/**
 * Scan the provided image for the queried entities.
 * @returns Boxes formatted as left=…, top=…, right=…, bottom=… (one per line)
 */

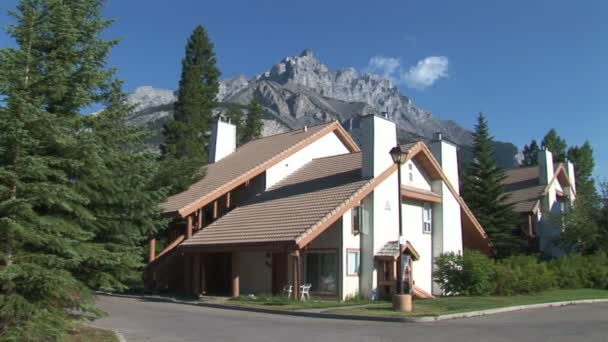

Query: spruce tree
left=0, top=1, right=164, bottom=339
left=160, top=25, right=220, bottom=193
left=567, top=142, right=597, bottom=199
left=541, top=129, right=567, bottom=163
left=522, top=139, right=539, bottom=166
left=241, top=99, right=264, bottom=144
left=462, top=113, right=523, bottom=258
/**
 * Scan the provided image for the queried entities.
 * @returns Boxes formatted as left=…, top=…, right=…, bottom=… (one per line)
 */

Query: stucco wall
left=265, top=131, right=349, bottom=189
left=341, top=209, right=361, bottom=300
left=238, top=251, right=272, bottom=295
left=402, top=160, right=432, bottom=191
left=402, top=200, right=433, bottom=294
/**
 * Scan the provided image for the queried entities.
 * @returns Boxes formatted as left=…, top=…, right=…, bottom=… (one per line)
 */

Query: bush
left=434, top=250, right=495, bottom=296
left=493, top=256, right=556, bottom=295
left=550, top=252, right=608, bottom=289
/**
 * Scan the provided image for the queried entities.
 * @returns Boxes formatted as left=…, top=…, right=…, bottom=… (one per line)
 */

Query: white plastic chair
left=300, top=283, right=312, bottom=301
left=283, top=285, right=293, bottom=299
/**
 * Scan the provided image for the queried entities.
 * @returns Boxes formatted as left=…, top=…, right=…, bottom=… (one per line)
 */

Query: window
left=423, top=203, right=432, bottom=234
left=352, top=206, right=362, bottom=235
left=305, top=252, right=337, bottom=293
left=347, top=250, right=360, bottom=276
left=408, top=163, right=414, bottom=182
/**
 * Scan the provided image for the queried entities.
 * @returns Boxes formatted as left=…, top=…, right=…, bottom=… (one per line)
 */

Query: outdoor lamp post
left=389, top=145, right=412, bottom=312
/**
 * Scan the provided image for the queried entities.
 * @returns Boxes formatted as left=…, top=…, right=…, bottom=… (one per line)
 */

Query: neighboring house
left=502, top=148, right=576, bottom=257
left=145, top=115, right=492, bottom=300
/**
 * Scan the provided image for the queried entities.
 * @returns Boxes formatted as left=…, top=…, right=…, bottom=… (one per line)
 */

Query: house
left=145, top=115, right=492, bottom=300
left=502, top=148, right=576, bottom=257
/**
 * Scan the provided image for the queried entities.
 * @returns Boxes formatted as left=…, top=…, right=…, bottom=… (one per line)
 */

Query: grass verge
left=66, top=323, right=118, bottom=342
left=325, top=289, right=608, bottom=317
left=228, top=295, right=375, bottom=310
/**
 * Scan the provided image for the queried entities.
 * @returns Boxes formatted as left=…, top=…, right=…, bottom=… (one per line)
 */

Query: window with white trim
left=352, top=206, right=362, bottom=235
left=423, top=203, right=432, bottom=234
left=408, top=163, right=414, bottom=182
left=347, top=250, right=360, bottom=276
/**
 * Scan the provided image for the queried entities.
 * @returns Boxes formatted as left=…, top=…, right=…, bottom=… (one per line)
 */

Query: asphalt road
left=94, top=295, right=608, bottom=342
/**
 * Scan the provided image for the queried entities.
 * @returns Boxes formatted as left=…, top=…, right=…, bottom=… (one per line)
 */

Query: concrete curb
left=83, top=322, right=127, bottom=342
left=96, top=292, right=608, bottom=324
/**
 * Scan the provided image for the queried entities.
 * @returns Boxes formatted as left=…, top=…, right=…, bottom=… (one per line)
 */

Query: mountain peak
left=299, top=49, right=315, bottom=58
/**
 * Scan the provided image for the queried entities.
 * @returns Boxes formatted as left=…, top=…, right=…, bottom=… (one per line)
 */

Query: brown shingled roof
left=161, top=121, right=359, bottom=217
left=181, top=152, right=368, bottom=248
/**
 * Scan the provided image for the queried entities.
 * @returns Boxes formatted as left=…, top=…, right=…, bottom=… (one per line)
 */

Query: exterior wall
left=209, top=120, right=236, bottom=163
left=402, top=200, right=433, bottom=294
left=402, top=160, right=432, bottom=191
left=265, top=131, right=349, bottom=189
left=360, top=115, right=397, bottom=178
left=238, top=251, right=272, bottom=295
left=341, top=209, right=361, bottom=300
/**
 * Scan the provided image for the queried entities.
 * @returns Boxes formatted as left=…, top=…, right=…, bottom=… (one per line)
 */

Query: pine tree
left=567, top=142, right=597, bottom=199
left=241, top=99, right=264, bottom=144
left=521, top=140, right=539, bottom=166
left=160, top=25, right=220, bottom=193
left=541, top=129, right=567, bottom=163
left=0, top=1, right=164, bottom=339
left=462, top=113, right=524, bottom=258
left=225, top=104, right=244, bottom=146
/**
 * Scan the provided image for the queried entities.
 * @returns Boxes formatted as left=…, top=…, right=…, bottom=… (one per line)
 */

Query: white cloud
left=366, top=55, right=449, bottom=90
left=402, top=56, right=449, bottom=90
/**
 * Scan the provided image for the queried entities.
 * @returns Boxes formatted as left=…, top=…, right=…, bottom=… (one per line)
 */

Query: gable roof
left=181, top=152, right=369, bottom=249
left=161, top=121, right=359, bottom=217
left=182, top=141, right=493, bottom=255
left=502, top=163, right=573, bottom=213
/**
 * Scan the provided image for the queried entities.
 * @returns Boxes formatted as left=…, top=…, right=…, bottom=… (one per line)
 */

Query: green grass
left=66, top=324, right=118, bottom=342
left=326, top=289, right=608, bottom=318
left=228, top=294, right=375, bottom=310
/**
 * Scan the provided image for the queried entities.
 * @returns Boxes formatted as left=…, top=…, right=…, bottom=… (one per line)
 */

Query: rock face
left=127, top=50, right=517, bottom=167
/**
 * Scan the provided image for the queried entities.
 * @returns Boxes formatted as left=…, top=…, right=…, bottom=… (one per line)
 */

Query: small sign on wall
left=385, top=201, right=391, bottom=211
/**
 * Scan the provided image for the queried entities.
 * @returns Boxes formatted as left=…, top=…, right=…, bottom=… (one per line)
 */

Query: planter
left=392, top=294, right=412, bottom=312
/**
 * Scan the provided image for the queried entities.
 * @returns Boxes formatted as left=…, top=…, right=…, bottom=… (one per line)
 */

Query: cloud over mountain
left=367, top=55, right=449, bottom=90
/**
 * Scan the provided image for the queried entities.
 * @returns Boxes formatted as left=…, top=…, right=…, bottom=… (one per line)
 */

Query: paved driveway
left=94, top=295, right=608, bottom=342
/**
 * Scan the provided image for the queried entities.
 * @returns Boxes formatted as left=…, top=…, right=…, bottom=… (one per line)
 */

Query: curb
left=82, top=322, right=127, bottom=342
left=96, top=292, right=608, bottom=324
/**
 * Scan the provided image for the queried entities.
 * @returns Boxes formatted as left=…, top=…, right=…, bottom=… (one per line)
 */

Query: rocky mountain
left=127, top=50, right=518, bottom=167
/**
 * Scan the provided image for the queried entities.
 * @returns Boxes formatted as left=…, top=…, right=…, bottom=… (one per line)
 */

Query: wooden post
left=148, top=238, right=156, bottom=263
left=197, top=209, right=203, bottom=230
left=200, top=254, right=207, bottom=296
left=213, top=200, right=218, bottom=220
left=186, top=215, right=193, bottom=239
left=292, top=250, right=301, bottom=300
left=226, top=192, right=231, bottom=209
left=231, top=252, right=240, bottom=298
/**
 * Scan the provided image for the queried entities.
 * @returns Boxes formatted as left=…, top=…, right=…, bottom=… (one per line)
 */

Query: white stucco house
left=145, top=115, right=492, bottom=300
left=503, top=149, right=576, bottom=257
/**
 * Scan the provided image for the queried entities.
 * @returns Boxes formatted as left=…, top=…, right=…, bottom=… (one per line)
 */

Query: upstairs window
left=423, top=203, right=432, bottom=234
left=408, top=163, right=414, bottom=182
left=352, top=206, right=362, bottom=235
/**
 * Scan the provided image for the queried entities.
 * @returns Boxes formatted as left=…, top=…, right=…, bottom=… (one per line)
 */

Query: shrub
left=434, top=250, right=495, bottom=296
left=550, top=252, right=608, bottom=289
left=493, top=255, right=556, bottom=295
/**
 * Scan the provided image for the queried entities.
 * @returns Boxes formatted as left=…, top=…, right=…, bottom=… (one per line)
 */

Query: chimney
left=566, top=159, right=576, bottom=199
left=429, top=132, right=460, bottom=194
left=538, top=148, right=554, bottom=185
left=209, top=118, right=237, bottom=163
left=360, top=114, right=397, bottom=178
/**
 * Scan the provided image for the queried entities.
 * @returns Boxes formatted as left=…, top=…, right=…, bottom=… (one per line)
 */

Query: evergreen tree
left=160, top=25, right=220, bottom=194
left=521, top=140, right=539, bottom=166
left=567, top=142, right=597, bottom=199
left=558, top=193, right=601, bottom=255
left=541, top=129, right=567, bottom=163
left=462, top=113, right=524, bottom=258
left=241, top=99, right=264, bottom=144
left=0, top=1, right=164, bottom=339
left=598, top=182, right=608, bottom=252
left=225, top=104, right=244, bottom=146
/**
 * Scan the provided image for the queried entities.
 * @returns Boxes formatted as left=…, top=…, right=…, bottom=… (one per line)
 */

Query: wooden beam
left=401, top=189, right=442, bottom=204
left=292, top=250, right=301, bottom=300
left=197, top=209, right=202, bottom=230
left=213, top=200, right=218, bottom=220
left=148, top=238, right=156, bottom=263
left=231, top=252, right=240, bottom=298
left=186, top=215, right=193, bottom=239
left=226, top=191, right=231, bottom=209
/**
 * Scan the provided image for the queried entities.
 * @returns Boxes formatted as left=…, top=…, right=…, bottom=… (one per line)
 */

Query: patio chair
left=300, top=284, right=312, bottom=301
left=283, top=285, right=293, bottom=299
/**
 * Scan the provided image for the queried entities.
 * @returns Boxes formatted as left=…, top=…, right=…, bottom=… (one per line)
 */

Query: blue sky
left=1, top=0, right=607, bottom=179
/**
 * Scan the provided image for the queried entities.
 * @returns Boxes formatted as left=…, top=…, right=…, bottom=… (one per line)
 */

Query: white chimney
left=209, top=119, right=236, bottom=163
left=428, top=132, right=460, bottom=194
left=538, top=148, right=554, bottom=185
left=360, top=114, right=397, bottom=178
left=566, top=160, right=576, bottom=201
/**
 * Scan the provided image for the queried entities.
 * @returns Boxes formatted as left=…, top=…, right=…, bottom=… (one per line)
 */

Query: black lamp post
left=389, top=145, right=407, bottom=295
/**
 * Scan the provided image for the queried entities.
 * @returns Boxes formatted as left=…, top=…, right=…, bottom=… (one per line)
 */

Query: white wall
left=209, top=120, right=236, bottom=163
left=265, top=131, right=349, bottom=189
left=402, top=160, right=432, bottom=191
left=341, top=209, right=361, bottom=300
left=238, top=251, right=272, bottom=295
left=402, top=200, right=433, bottom=294
left=360, top=115, right=397, bottom=179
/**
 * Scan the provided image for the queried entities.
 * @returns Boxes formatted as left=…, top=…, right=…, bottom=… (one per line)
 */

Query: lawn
left=66, top=324, right=118, bottom=342
left=228, top=295, right=375, bottom=310
left=325, top=289, right=608, bottom=317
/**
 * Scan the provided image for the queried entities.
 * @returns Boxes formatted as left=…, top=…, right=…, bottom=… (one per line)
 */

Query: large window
left=347, top=249, right=360, bottom=276
left=305, top=251, right=337, bottom=294
left=352, top=206, right=362, bottom=235
left=423, top=203, right=432, bottom=234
